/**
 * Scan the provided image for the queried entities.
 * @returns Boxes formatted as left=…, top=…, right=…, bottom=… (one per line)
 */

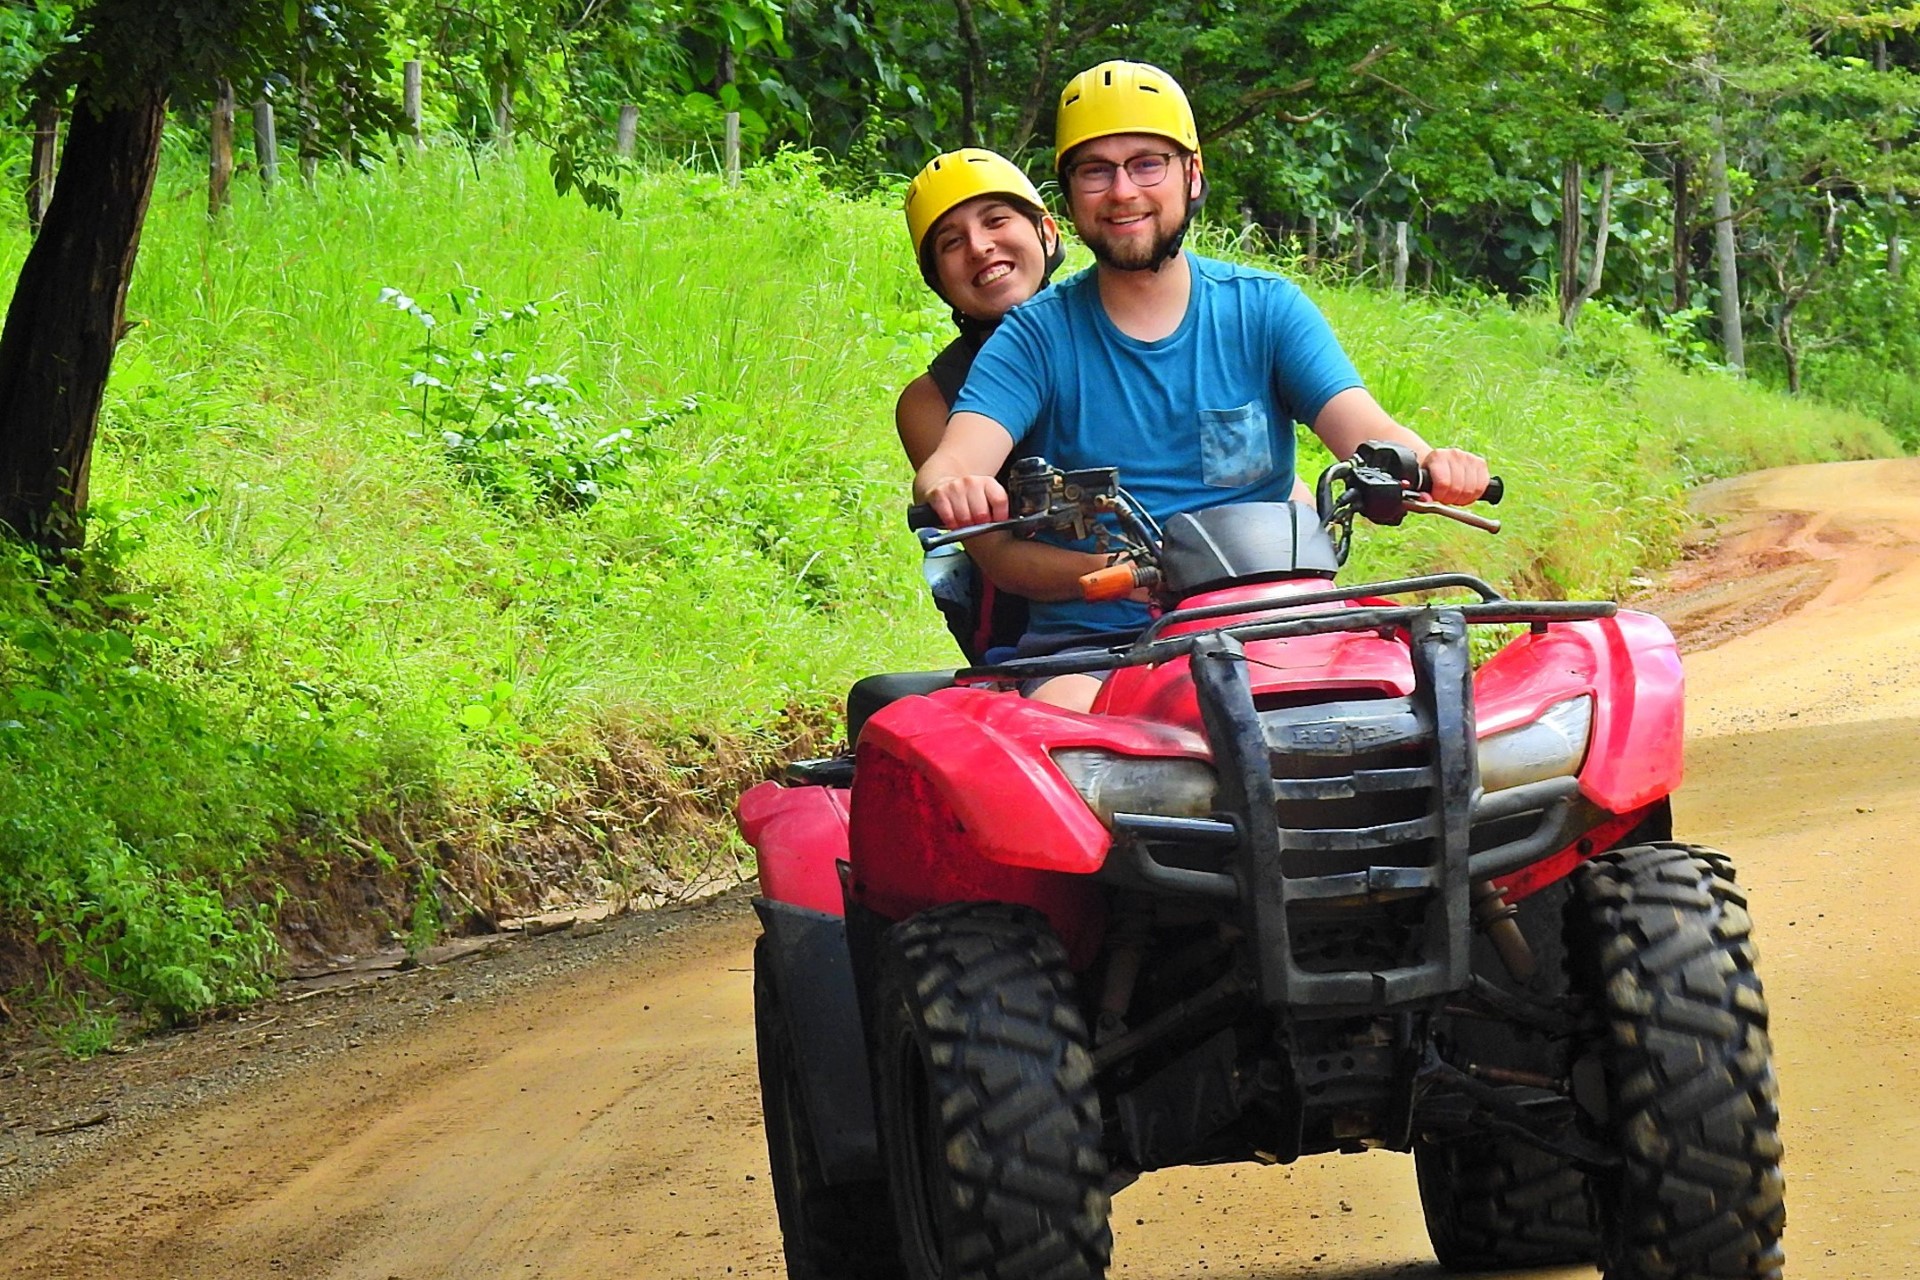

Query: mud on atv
left=740, top=444, right=1785, bottom=1280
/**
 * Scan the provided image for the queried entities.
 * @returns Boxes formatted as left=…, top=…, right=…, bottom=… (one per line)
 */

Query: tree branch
left=1009, top=0, right=1070, bottom=157
left=1202, top=44, right=1393, bottom=144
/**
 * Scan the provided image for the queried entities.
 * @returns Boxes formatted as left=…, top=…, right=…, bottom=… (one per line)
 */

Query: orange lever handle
left=1079, top=564, right=1143, bottom=602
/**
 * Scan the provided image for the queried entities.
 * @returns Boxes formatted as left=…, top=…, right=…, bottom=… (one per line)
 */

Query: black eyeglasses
left=1066, top=152, right=1180, bottom=194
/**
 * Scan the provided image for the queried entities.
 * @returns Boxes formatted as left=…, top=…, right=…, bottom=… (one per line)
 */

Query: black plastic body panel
left=752, top=897, right=882, bottom=1185
left=1159, top=502, right=1340, bottom=597
left=845, top=670, right=956, bottom=746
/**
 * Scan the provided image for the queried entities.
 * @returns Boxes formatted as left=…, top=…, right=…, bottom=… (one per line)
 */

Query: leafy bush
left=0, top=544, right=279, bottom=1021
left=380, top=286, right=667, bottom=508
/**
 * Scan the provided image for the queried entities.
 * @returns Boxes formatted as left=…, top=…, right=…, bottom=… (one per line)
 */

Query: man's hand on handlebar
left=921, top=474, right=1010, bottom=529
left=1417, top=447, right=1492, bottom=507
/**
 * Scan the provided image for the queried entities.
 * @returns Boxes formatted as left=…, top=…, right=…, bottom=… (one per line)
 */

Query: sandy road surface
left=4, top=458, right=1920, bottom=1279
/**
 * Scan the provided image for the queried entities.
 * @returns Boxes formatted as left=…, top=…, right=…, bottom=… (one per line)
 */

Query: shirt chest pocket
left=1198, top=402, right=1274, bottom=489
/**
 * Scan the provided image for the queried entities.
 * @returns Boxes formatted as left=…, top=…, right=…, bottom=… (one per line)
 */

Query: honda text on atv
left=739, top=443, right=1784, bottom=1280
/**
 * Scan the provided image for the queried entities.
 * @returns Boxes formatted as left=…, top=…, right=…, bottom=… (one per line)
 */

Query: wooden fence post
left=495, top=76, right=514, bottom=148
left=253, top=97, right=278, bottom=190
left=210, top=78, right=236, bottom=214
left=1392, top=221, right=1409, bottom=293
left=27, top=101, right=58, bottom=231
left=616, top=104, right=638, bottom=157
left=404, top=60, right=422, bottom=149
left=298, top=65, right=318, bottom=186
left=721, top=45, right=740, bottom=186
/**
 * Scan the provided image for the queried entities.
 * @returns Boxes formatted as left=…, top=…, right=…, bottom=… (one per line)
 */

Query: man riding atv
left=915, top=60, right=1489, bottom=708
left=897, top=140, right=1316, bottom=664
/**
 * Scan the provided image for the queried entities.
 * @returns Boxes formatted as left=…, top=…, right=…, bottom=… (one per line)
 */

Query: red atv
left=740, top=444, right=1784, bottom=1280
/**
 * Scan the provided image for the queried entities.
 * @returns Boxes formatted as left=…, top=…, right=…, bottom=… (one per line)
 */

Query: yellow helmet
left=1055, top=61, right=1200, bottom=165
left=904, top=148, right=1048, bottom=259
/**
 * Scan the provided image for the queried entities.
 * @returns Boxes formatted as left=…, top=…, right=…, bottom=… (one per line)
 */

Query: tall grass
left=0, top=146, right=1897, bottom=1024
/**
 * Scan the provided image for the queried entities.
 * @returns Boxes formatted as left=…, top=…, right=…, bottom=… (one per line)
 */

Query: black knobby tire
left=1569, top=843, right=1786, bottom=1280
left=1414, top=1133, right=1597, bottom=1270
left=754, top=938, right=902, bottom=1280
left=874, top=902, right=1111, bottom=1280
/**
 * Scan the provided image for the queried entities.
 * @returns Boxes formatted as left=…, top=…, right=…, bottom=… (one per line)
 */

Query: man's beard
left=1084, top=213, right=1185, bottom=272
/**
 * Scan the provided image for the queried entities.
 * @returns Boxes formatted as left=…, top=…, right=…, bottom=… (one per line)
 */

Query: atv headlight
left=1477, top=696, right=1593, bottom=793
left=1050, top=749, right=1219, bottom=826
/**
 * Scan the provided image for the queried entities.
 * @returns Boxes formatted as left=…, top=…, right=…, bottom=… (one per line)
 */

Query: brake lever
left=1402, top=495, right=1501, bottom=534
left=918, top=509, right=1054, bottom=550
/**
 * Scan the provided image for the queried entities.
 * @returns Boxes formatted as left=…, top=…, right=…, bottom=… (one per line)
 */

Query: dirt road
left=4, top=459, right=1919, bottom=1279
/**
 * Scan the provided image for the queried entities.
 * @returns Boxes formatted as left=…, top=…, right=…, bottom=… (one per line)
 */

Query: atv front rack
left=955, top=573, right=1615, bottom=682
left=993, top=575, right=1616, bottom=1020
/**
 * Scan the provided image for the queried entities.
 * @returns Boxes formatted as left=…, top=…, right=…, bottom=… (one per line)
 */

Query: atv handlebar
left=910, top=445, right=1506, bottom=585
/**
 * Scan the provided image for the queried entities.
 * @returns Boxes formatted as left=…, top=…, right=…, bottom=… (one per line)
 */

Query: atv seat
left=847, top=671, right=957, bottom=746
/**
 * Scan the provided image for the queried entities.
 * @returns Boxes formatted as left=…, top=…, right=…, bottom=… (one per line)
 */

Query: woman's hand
left=921, top=473, right=1009, bottom=528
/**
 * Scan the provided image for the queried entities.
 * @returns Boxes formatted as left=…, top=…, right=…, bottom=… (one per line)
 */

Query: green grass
left=0, top=145, right=1899, bottom=1023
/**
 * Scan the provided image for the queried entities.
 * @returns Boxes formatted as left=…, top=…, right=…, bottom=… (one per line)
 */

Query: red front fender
left=1475, top=609, right=1684, bottom=813
left=845, top=687, right=1208, bottom=965
left=738, top=781, right=850, bottom=917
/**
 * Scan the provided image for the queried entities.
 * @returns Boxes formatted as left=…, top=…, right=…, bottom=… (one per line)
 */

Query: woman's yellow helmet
left=1054, top=60, right=1200, bottom=165
left=904, top=148, right=1048, bottom=258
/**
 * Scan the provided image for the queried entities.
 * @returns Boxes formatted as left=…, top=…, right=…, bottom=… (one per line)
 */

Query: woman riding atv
left=897, top=148, right=1073, bottom=662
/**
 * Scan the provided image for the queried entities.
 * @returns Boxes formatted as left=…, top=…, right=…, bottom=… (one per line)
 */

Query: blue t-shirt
left=952, top=253, right=1364, bottom=636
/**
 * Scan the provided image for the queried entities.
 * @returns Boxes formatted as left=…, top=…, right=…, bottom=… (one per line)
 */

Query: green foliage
left=380, top=285, right=666, bottom=508
left=406, top=860, right=442, bottom=957
left=0, top=540, right=281, bottom=1021
left=44, top=991, right=118, bottom=1058
left=45, top=0, right=403, bottom=137
left=0, top=1, right=68, bottom=117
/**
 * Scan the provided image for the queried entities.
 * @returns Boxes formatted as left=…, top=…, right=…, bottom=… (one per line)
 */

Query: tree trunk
left=1877, top=39, right=1902, bottom=278
left=616, top=104, right=639, bottom=157
left=1558, top=158, right=1583, bottom=325
left=1006, top=0, right=1066, bottom=155
left=28, top=102, right=59, bottom=232
left=1671, top=152, right=1692, bottom=310
left=209, top=78, right=235, bottom=215
left=494, top=74, right=513, bottom=147
left=1565, top=165, right=1615, bottom=330
left=720, top=45, right=739, bottom=186
left=298, top=64, right=318, bottom=186
left=341, top=71, right=358, bottom=169
left=1709, top=130, right=1744, bottom=372
left=0, top=89, right=167, bottom=551
left=1777, top=301, right=1800, bottom=394
left=952, top=0, right=986, bottom=147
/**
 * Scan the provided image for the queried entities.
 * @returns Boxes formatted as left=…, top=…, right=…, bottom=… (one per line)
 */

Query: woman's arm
left=895, top=374, right=950, bottom=471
